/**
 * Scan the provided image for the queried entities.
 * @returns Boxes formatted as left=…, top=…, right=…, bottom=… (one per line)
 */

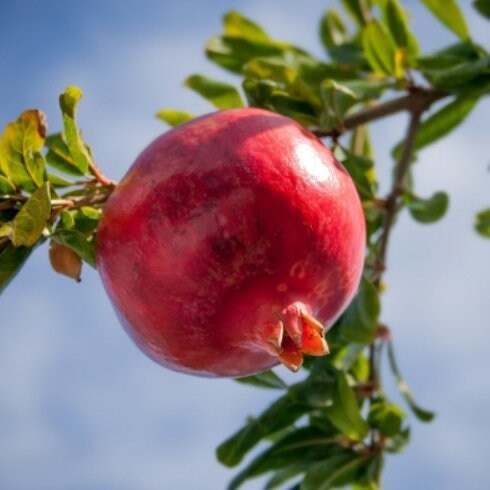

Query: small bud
left=49, top=241, right=82, bottom=282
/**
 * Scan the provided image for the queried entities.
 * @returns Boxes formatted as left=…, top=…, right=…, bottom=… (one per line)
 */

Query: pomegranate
left=97, top=108, right=365, bottom=377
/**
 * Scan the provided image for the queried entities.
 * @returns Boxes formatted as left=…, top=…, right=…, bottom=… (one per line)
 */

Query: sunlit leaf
left=420, top=0, right=469, bottom=40
left=341, top=0, right=371, bottom=26
left=11, top=183, right=51, bottom=247
left=59, top=86, right=93, bottom=174
left=0, top=110, right=47, bottom=190
left=45, top=133, right=86, bottom=177
left=320, top=10, right=348, bottom=51
left=223, top=10, right=270, bottom=42
left=156, top=109, right=194, bottom=127
left=362, top=20, right=399, bottom=76
left=0, top=175, right=16, bottom=195
left=184, top=74, right=244, bottom=109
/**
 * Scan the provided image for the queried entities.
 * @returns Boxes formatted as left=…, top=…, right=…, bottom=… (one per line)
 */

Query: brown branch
left=89, top=160, right=116, bottom=187
left=375, top=109, right=423, bottom=276
left=313, top=88, right=446, bottom=138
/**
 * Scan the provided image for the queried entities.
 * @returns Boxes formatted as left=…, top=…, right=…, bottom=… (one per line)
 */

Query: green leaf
left=243, top=79, right=318, bottom=126
left=0, top=110, right=47, bottom=190
left=0, top=243, right=34, bottom=294
left=265, top=464, right=307, bottom=489
left=420, top=0, right=469, bottom=40
left=11, top=183, right=51, bottom=247
left=184, top=74, right=244, bottom=109
left=417, top=42, right=483, bottom=71
left=362, top=20, right=398, bottom=76
left=425, top=56, right=490, bottom=90
left=155, top=109, right=194, bottom=127
left=474, top=0, right=490, bottom=19
left=393, top=96, right=478, bottom=160
left=340, top=151, right=377, bottom=200
left=404, top=191, right=449, bottom=224
left=0, top=175, right=16, bottom=195
left=320, top=10, right=348, bottom=51
left=59, top=86, right=93, bottom=174
left=302, top=449, right=368, bottom=490
left=206, top=36, right=282, bottom=74
left=52, top=229, right=96, bottom=267
left=385, top=427, right=411, bottom=453
left=243, top=56, right=296, bottom=84
left=223, top=10, right=270, bottom=42
left=47, top=173, right=74, bottom=188
left=382, top=0, right=419, bottom=59
left=368, top=399, right=406, bottom=437
left=45, top=133, right=85, bottom=177
left=216, top=393, right=309, bottom=468
left=218, top=373, right=336, bottom=468
left=324, top=371, right=369, bottom=441
left=341, top=0, right=371, bottom=26
left=387, top=340, right=435, bottom=422
left=227, top=427, right=337, bottom=489
left=338, top=278, right=380, bottom=344
left=320, top=80, right=358, bottom=130
left=475, top=208, right=490, bottom=237
left=235, top=370, right=287, bottom=390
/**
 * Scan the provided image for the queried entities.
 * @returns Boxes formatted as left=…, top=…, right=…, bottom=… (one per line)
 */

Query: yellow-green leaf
left=0, top=110, right=47, bottom=189
left=155, top=109, right=194, bottom=127
left=421, top=0, right=469, bottom=40
left=0, top=175, right=16, bottom=195
left=184, top=74, right=244, bottom=109
left=475, top=208, right=490, bottom=237
left=59, top=86, right=93, bottom=174
left=11, top=183, right=51, bottom=247
left=223, top=11, right=270, bottom=42
left=362, top=20, right=399, bottom=76
left=324, top=371, right=369, bottom=441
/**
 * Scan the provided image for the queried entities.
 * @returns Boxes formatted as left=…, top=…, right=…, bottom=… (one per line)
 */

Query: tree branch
left=375, top=109, right=423, bottom=274
left=313, top=88, right=446, bottom=138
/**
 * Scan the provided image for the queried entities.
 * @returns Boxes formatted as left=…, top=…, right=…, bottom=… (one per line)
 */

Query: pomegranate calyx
left=271, top=302, right=329, bottom=372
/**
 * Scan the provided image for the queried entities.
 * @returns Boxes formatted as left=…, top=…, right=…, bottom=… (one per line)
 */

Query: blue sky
left=0, top=1, right=489, bottom=489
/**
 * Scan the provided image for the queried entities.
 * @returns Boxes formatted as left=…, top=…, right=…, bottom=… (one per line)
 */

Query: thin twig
left=89, top=160, right=116, bottom=187
left=375, top=110, right=423, bottom=276
left=313, top=88, right=446, bottom=138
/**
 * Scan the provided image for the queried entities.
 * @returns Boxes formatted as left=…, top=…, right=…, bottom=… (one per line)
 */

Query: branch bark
left=313, top=88, right=446, bottom=138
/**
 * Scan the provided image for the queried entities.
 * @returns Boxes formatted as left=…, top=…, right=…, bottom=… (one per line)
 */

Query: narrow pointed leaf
left=59, top=86, right=93, bottom=174
left=387, top=340, right=435, bottom=421
left=235, top=370, right=287, bottom=390
left=324, top=371, right=369, bottom=441
left=223, top=11, right=270, bottom=42
left=420, top=0, right=469, bottom=40
left=362, top=20, right=398, bottom=76
left=392, top=96, right=479, bottom=158
left=184, top=74, right=244, bottom=109
left=302, top=450, right=368, bottom=490
left=156, top=109, right=194, bottom=127
left=320, top=10, right=348, bottom=51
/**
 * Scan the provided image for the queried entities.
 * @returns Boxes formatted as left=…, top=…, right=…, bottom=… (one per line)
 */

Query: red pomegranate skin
left=97, top=108, right=365, bottom=377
